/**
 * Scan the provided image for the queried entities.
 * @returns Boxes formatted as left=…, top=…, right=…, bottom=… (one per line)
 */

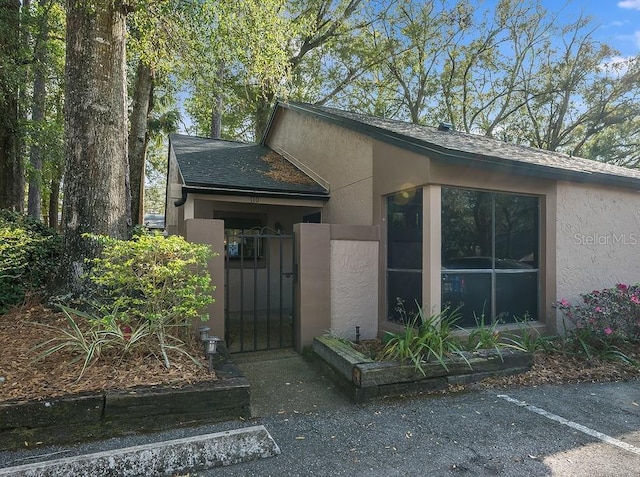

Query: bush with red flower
left=554, top=283, right=640, bottom=347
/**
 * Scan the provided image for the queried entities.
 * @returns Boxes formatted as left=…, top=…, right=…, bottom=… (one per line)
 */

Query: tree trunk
left=209, top=61, right=224, bottom=139
left=27, top=1, right=49, bottom=221
left=0, top=0, right=23, bottom=212
left=128, top=59, right=154, bottom=226
left=48, top=90, right=64, bottom=229
left=210, top=98, right=222, bottom=139
left=48, top=166, right=61, bottom=229
left=254, top=92, right=274, bottom=143
left=16, top=0, right=31, bottom=211
left=61, top=0, right=130, bottom=290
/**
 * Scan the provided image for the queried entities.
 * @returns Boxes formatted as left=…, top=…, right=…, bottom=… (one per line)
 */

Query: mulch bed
left=0, top=300, right=215, bottom=404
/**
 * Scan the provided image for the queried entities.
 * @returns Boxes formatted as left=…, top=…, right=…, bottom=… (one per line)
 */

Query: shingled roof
left=170, top=134, right=328, bottom=200
left=277, top=102, right=640, bottom=190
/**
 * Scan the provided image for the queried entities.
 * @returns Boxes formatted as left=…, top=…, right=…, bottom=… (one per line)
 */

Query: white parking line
left=497, top=394, right=640, bottom=457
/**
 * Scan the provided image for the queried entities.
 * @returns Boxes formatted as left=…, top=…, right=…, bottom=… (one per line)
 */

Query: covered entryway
left=224, top=229, right=296, bottom=353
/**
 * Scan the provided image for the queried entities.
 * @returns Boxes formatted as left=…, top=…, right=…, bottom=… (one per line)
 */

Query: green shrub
left=554, top=284, right=640, bottom=365
left=555, top=284, right=640, bottom=342
left=86, top=233, right=215, bottom=368
left=88, top=233, right=213, bottom=321
left=38, top=233, right=216, bottom=374
left=0, top=210, right=60, bottom=313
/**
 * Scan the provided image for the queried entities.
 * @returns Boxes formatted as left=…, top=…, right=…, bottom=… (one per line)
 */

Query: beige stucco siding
left=430, top=161, right=554, bottom=195
left=330, top=239, right=379, bottom=340
left=372, top=140, right=430, bottom=196
left=556, top=182, right=640, bottom=314
left=184, top=219, right=225, bottom=338
left=267, top=108, right=374, bottom=225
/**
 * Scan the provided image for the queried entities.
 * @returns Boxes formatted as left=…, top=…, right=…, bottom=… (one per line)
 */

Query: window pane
left=388, top=189, right=422, bottom=269
left=495, top=194, right=539, bottom=268
left=442, top=271, right=492, bottom=328
left=441, top=187, right=540, bottom=325
left=495, top=272, right=538, bottom=323
left=387, top=271, right=422, bottom=324
left=442, top=188, right=492, bottom=265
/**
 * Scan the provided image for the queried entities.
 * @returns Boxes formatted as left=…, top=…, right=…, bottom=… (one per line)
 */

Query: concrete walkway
left=232, top=349, right=351, bottom=417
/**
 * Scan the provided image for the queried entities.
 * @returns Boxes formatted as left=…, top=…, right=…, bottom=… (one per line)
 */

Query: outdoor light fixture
left=203, top=336, right=222, bottom=372
left=204, top=336, right=221, bottom=355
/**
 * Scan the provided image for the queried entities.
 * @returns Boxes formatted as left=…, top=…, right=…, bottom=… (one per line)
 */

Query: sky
left=542, top=0, right=640, bottom=57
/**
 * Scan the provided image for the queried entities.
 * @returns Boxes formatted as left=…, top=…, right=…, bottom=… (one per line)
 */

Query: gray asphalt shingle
left=170, top=134, right=328, bottom=196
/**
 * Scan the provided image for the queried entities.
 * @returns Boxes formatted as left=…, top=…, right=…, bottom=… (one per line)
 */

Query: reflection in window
left=441, top=187, right=539, bottom=327
left=387, top=188, right=422, bottom=323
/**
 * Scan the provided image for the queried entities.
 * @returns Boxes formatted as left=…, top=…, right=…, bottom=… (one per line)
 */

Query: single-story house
left=166, top=101, right=640, bottom=350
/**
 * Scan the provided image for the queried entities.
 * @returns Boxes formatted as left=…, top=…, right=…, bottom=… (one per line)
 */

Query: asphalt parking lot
left=1, top=352, right=639, bottom=476
left=202, top=380, right=640, bottom=476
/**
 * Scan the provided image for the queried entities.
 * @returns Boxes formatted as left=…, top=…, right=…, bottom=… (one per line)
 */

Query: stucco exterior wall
left=267, top=108, right=374, bottom=225
left=294, top=224, right=380, bottom=350
left=184, top=219, right=225, bottom=338
left=330, top=239, right=379, bottom=340
left=372, top=140, right=431, bottom=197
left=556, top=181, right=640, bottom=327
left=295, top=223, right=331, bottom=351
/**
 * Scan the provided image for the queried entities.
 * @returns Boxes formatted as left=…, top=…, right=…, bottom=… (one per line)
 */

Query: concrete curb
left=0, top=425, right=280, bottom=476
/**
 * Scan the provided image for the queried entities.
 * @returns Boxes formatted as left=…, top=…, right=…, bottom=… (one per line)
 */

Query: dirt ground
left=0, top=300, right=214, bottom=404
left=1, top=301, right=639, bottom=404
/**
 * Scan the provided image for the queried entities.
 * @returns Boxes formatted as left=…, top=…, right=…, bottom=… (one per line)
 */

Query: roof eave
left=425, top=146, right=640, bottom=190
left=181, top=184, right=330, bottom=202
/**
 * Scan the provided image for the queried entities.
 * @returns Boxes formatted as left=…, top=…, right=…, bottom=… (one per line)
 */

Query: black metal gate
left=224, top=229, right=295, bottom=353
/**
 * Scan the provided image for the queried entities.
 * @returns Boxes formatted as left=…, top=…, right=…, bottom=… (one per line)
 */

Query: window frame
left=440, top=186, right=540, bottom=326
left=385, top=188, right=423, bottom=324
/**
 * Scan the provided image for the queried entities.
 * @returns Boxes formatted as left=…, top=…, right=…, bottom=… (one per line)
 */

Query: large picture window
left=441, top=187, right=539, bottom=327
left=387, top=188, right=422, bottom=324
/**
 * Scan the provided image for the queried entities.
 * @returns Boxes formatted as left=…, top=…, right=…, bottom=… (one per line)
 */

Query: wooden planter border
left=313, top=336, right=533, bottom=402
